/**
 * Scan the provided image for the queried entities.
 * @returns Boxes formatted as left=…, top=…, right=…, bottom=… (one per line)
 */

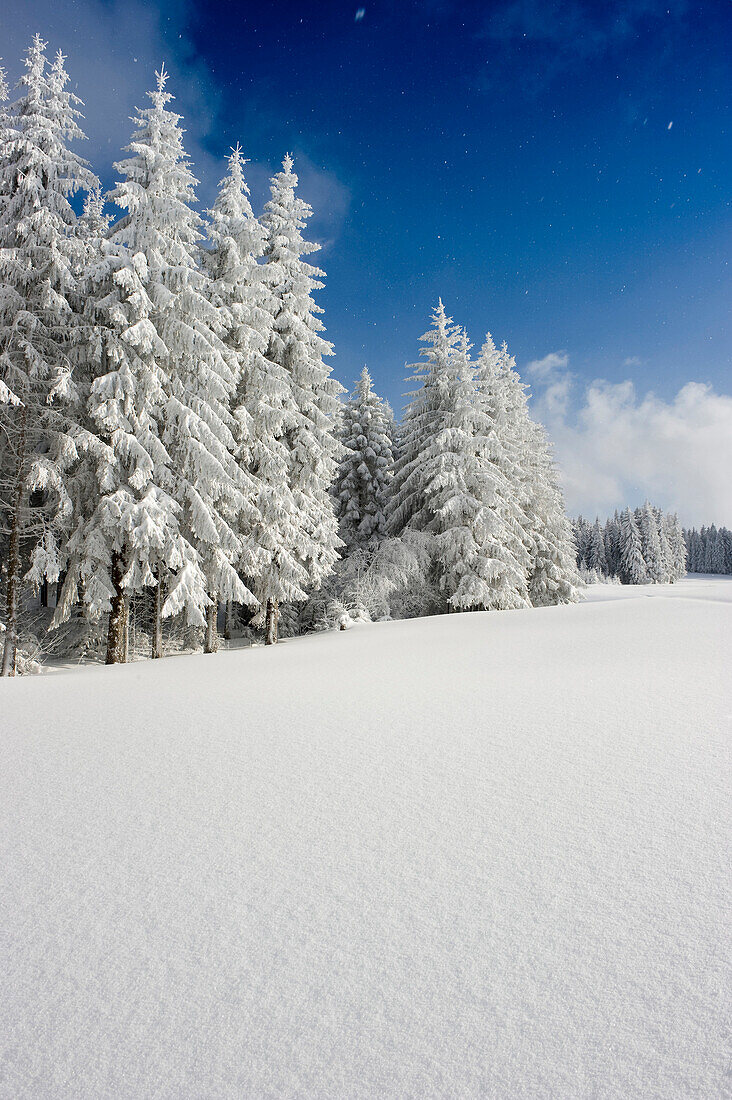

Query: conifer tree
left=478, top=336, right=579, bottom=606
left=0, top=39, right=96, bottom=675
left=57, top=69, right=256, bottom=662
left=389, top=303, right=529, bottom=611
left=572, top=515, right=592, bottom=569
left=654, top=506, right=673, bottom=582
left=205, top=144, right=299, bottom=637
left=474, top=334, right=534, bottom=593
left=618, top=507, right=647, bottom=584
left=259, top=154, right=344, bottom=643
left=334, top=367, right=394, bottom=552
left=603, top=513, right=621, bottom=576
left=522, top=416, right=581, bottom=606
left=664, top=512, right=687, bottom=580
left=639, top=502, right=665, bottom=582
left=586, top=520, right=605, bottom=575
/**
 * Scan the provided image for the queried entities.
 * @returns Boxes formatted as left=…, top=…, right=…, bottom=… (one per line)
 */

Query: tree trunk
left=152, top=571, right=163, bottom=660
left=265, top=597, right=279, bottom=646
left=105, top=551, right=127, bottom=665
left=224, top=600, right=234, bottom=641
left=204, top=595, right=218, bottom=654
left=123, top=593, right=130, bottom=662
left=1, top=405, right=28, bottom=678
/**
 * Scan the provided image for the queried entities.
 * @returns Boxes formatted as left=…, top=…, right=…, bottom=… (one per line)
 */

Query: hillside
left=1, top=577, right=730, bottom=1098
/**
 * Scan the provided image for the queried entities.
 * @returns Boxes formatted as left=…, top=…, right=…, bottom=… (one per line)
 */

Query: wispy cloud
left=528, top=351, right=732, bottom=526
left=478, top=0, right=689, bottom=90
left=2, top=0, right=350, bottom=238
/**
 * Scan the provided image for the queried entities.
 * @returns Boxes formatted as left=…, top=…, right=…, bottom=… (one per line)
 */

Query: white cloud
left=527, top=351, right=572, bottom=419
left=526, top=351, right=569, bottom=379
left=528, top=352, right=732, bottom=526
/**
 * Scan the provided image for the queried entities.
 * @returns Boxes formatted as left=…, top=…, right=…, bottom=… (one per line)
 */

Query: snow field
left=1, top=577, right=730, bottom=1098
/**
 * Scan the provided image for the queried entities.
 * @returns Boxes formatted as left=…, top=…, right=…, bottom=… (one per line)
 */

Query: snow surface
left=2, top=577, right=730, bottom=1098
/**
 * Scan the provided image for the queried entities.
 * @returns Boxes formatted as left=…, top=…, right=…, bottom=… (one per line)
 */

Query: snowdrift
left=1, top=577, right=730, bottom=1098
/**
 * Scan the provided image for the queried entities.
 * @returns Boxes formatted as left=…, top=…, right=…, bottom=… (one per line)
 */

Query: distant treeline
left=573, top=505, right=686, bottom=584
left=684, top=526, right=732, bottom=575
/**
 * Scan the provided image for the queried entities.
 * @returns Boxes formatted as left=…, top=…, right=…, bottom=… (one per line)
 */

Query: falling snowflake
left=355, top=8, right=365, bottom=22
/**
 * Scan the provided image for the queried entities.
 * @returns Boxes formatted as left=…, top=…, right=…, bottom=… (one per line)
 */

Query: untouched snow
left=1, top=577, right=730, bottom=1099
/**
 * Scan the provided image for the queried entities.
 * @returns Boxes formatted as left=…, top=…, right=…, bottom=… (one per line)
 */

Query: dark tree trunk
left=152, top=571, right=163, bottom=660
left=123, top=593, right=130, bottom=662
left=204, top=596, right=218, bottom=654
left=224, top=600, right=234, bottom=641
left=1, top=405, right=27, bottom=678
left=265, top=597, right=279, bottom=646
left=105, top=551, right=127, bottom=665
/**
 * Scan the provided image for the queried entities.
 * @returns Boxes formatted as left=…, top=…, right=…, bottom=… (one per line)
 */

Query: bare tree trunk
left=123, top=593, right=130, bottom=662
left=105, top=551, right=127, bottom=665
left=224, top=600, right=234, bottom=641
left=1, top=405, right=27, bottom=678
left=265, top=597, right=279, bottom=646
left=204, top=595, right=219, bottom=654
left=152, top=571, right=163, bottom=659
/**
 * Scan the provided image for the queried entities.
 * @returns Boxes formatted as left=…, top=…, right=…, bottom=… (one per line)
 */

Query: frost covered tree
left=618, top=507, right=647, bottom=584
left=0, top=39, right=96, bottom=675
left=259, top=154, right=344, bottom=643
left=588, top=519, right=607, bottom=575
left=638, top=502, right=665, bottom=582
left=57, top=68, right=257, bottom=662
left=205, top=143, right=299, bottom=639
left=603, top=512, right=621, bottom=577
left=334, top=367, right=394, bottom=552
left=664, top=512, right=687, bottom=580
left=476, top=335, right=579, bottom=607
left=522, top=417, right=581, bottom=607
left=389, top=303, right=529, bottom=611
left=572, top=515, right=592, bottom=569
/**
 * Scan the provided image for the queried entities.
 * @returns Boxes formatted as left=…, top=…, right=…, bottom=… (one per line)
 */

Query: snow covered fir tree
left=573, top=505, right=688, bottom=584
left=2, top=34, right=719, bottom=676
left=685, top=525, right=732, bottom=574
left=334, top=366, right=394, bottom=553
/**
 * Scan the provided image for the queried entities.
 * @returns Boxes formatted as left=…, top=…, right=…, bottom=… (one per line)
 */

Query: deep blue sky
left=179, top=0, right=731, bottom=411
left=4, top=0, right=732, bottom=520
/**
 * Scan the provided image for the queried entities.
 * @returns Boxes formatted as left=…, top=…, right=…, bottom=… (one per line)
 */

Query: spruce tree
left=58, top=69, right=256, bottom=662
left=588, top=519, right=608, bottom=575
left=259, top=154, right=344, bottom=643
left=0, top=39, right=96, bottom=675
left=639, top=502, right=665, bottom=582
left=603, top=513, right=621, bottom=576
left=664, top=512, right=687, bottom=580
left=205, top=144, right=299, bottom=637
left=479, top=337, right=579, bottom=606
left=334, top=367, right=394, bottom=552
left=389, top=303, right=529, bottom=611
left=618, top=507, right=647, bottom=584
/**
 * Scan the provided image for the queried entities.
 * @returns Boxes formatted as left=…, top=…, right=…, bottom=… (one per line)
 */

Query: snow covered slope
left=2, top=578, right=730, bottom=1099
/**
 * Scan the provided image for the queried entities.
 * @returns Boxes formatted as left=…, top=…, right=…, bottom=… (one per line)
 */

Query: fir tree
left=618, top=507, right=647, bottom=584
left=603, top=512, right=621, bottom=576
left=58, top=69, right=256, bottom=662
left=334, top=367, right=394, bottom=552
left=259, top=154, right=344, bottom=643
left=639, top=502, right=665, bottom=582
left=0, top=39, right=96, bottom=675
left=588, top=519, right=608, bottom=575
left=205, top=143, right=298, bottom=637
left=389, top=303, right=529, bottom=611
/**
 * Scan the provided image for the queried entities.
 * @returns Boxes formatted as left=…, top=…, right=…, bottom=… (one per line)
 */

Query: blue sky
left=3, top=0, right=731, bottom=522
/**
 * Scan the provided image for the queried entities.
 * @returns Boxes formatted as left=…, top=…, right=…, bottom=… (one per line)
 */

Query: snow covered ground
left=1, top=576, right=730, bottom=1099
